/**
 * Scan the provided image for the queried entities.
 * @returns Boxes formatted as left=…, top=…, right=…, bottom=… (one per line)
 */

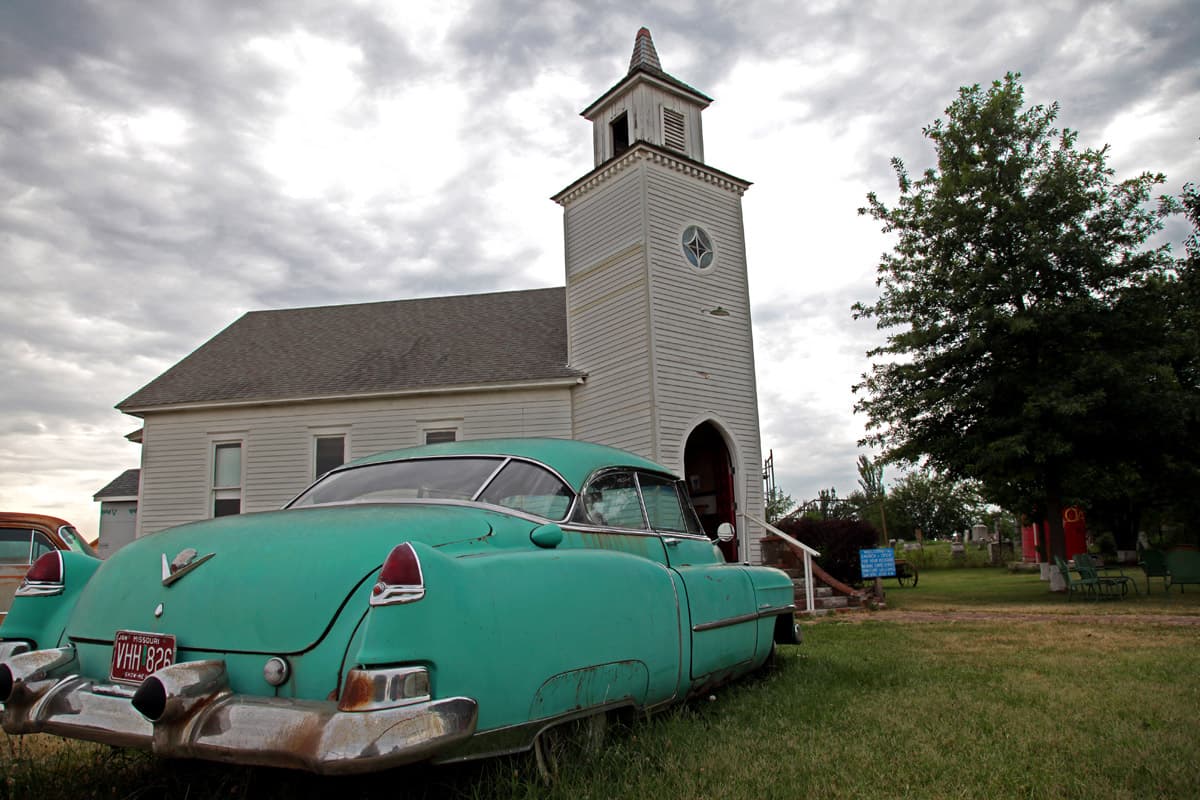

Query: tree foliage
left=764, top=486, right=796, bottom=524
left=854, top=73, right=1177, bottom=556
left=886, top=469, right=985, bottom=540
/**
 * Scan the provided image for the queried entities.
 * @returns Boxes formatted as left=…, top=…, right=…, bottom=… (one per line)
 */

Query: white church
left=103, top=29, right=769, bottom=562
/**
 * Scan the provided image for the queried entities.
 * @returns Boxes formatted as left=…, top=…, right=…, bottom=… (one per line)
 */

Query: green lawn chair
left=1072, top=554, right=1127, bottom=599
left=1054, top=555, right=1099, bottom=601
left=1165, top=549, right=1200, bottom=592
left=1138, top=549, right=1170, bottom=594
left=1075, top=553, right=1136, bottom=596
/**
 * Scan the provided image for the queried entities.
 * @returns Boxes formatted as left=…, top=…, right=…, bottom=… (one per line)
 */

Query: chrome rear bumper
left=0, top=648, right=478, bottom=774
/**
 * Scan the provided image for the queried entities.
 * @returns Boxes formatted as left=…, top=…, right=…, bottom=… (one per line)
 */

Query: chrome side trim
left=691, top=605, right=795, bottom=633
left=692, top=612, right=759, bottom=633
left=756, top=603, right=797, bottom=617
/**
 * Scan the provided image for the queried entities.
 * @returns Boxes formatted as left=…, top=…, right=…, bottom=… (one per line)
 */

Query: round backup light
left=263, top=656, right=290, bottom=687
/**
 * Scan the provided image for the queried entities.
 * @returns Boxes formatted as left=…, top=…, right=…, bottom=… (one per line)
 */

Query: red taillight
left=16, top=551, right=64, bottom=597
left=370, top=543, right=425, bottom=606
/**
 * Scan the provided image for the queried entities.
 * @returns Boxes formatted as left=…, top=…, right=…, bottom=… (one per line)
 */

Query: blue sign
left=860, top=548, right=897, bottom=579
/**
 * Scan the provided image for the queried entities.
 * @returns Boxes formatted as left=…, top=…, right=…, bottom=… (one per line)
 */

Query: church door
left=683, top=422, right=738, bottom=562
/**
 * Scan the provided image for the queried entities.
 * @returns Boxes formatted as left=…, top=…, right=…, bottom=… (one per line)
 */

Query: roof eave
left=118, top=375, right=586, bottom=416
left=552, top=141, right=751, bottom=205
left=580, top=67, right=712, bottom=119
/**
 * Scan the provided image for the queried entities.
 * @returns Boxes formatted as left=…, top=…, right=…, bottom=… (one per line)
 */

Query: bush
left=773, top=517, right=881, bottom=585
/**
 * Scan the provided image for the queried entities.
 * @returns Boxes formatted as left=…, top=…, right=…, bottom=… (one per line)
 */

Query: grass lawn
left=4, top=569, right=1199, bottom=799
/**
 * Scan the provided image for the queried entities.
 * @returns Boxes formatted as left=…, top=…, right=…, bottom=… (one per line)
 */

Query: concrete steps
left=767, top=566, right=870, bottom=614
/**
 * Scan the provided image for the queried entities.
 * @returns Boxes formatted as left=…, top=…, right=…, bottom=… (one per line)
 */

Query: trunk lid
left=68, top=504, right=492, bottom=653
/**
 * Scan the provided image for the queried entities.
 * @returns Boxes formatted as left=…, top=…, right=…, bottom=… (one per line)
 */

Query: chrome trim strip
left=470, top=457, right=513, bottom=502
left=692, top=612, right=759, bottom=633
left=757, top=604, right=797, bottom=617
left=691, top=605, right=794, bottom=633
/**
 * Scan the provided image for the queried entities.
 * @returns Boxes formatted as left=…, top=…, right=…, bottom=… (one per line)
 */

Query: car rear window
left=289, top=458, right=504, bottom=507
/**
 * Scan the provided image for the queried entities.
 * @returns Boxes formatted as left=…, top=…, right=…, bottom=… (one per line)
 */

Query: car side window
left=638, top=473, right=705, bottom=534
left=0, top=528, right=33, bottom=563
left=577, top=471, right=646, bottom=529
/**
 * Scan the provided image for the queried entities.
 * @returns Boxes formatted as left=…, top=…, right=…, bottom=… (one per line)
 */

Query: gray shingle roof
left=118, top=287, right=581, bottom=412
left=94, top=469, right=140, bottom=500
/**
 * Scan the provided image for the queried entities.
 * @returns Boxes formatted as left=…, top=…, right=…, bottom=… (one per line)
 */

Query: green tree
left=854, top=73, right=1175, bottom=558
left=886, top=469, right=985, bottom=540
left=856, top=454, right=889, bottom=542
left=764, top=486, right=796, bottom=524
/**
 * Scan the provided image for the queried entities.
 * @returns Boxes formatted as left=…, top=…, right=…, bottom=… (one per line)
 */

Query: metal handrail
left=744, top=513, right=821, bottom=614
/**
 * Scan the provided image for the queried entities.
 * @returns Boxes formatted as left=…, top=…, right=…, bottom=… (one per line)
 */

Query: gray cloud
left=1, top=0, right=1196, bottom=536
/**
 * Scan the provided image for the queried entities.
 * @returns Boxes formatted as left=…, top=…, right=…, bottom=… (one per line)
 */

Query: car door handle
left=663, top=537, right=681, bottom=546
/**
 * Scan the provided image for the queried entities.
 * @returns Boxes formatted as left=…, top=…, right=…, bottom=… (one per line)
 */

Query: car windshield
left=288, top=457, right=575, bottom=520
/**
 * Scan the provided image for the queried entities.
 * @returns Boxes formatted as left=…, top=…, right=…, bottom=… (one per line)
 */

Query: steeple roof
left=629, top=27, right=662, bottom=72
left=580, top=28, right=711, bottom=119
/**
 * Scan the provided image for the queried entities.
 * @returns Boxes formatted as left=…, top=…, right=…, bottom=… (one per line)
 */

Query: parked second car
left=0, top=512, right=97, bottom=622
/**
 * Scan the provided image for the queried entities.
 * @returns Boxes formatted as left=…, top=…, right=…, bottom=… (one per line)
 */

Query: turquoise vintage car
left=0, top=438, right=798, bottom=774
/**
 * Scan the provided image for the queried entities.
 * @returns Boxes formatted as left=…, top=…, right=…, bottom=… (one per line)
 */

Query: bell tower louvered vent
left=663, top=108, right=686, bottom=152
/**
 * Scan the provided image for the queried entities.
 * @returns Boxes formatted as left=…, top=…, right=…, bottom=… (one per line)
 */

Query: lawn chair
left=1071, top=554, right=1128, bottom=599
left=1075, top=553, right=1137, bottom=596
left=1054, top=556, right=1099, bottom=601
left=1165, top=549, right=1200, bottom=593
left=1137, top=549, right=1170, bottom=594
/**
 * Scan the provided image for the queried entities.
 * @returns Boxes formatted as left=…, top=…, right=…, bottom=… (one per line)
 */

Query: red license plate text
left=110, top=630, right=176, bottom=684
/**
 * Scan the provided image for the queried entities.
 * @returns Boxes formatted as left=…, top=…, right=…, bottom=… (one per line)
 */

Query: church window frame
left=680, top=224, right=716, bottom=271
left=610, top=112, right=630, bottom=158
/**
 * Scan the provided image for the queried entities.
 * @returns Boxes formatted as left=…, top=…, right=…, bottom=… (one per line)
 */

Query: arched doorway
left=683, top=421, right=737, bottom=562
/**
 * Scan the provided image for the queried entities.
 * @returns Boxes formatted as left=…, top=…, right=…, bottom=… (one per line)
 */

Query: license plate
left=110, top=630, right=176, bottom=684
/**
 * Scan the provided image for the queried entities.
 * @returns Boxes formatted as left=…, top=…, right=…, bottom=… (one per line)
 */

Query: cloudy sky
left=2, top=0, right=1197, bottom=539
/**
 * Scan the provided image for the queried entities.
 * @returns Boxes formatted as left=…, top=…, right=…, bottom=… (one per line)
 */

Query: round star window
left=681, top=225, right=715, bottom=270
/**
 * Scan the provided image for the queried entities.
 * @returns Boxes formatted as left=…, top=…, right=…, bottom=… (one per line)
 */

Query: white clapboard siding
left=136, top=387, right=573, bottom=536
left=563, top=164, right=655, bottom=456
left=643, top=160, right=764, bottom=558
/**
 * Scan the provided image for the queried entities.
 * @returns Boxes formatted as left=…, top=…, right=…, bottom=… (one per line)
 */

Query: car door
left=638, top=473, right=758, bottom=680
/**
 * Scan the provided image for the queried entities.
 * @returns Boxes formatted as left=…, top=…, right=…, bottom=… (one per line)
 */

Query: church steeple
left=580, top=28, right=712, bottom=167
left=628, top=27, right=662, bottom=72
left=554, top=30, right=763, bottom=562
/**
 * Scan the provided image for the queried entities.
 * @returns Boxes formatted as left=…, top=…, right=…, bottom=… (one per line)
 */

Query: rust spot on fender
left=338, top=670, right=376, bottom=711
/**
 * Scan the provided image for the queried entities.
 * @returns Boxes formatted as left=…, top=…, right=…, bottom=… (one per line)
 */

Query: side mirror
left=716, top=522, right=735, bottom=543
left=530, top=523, right=564, bottom=549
